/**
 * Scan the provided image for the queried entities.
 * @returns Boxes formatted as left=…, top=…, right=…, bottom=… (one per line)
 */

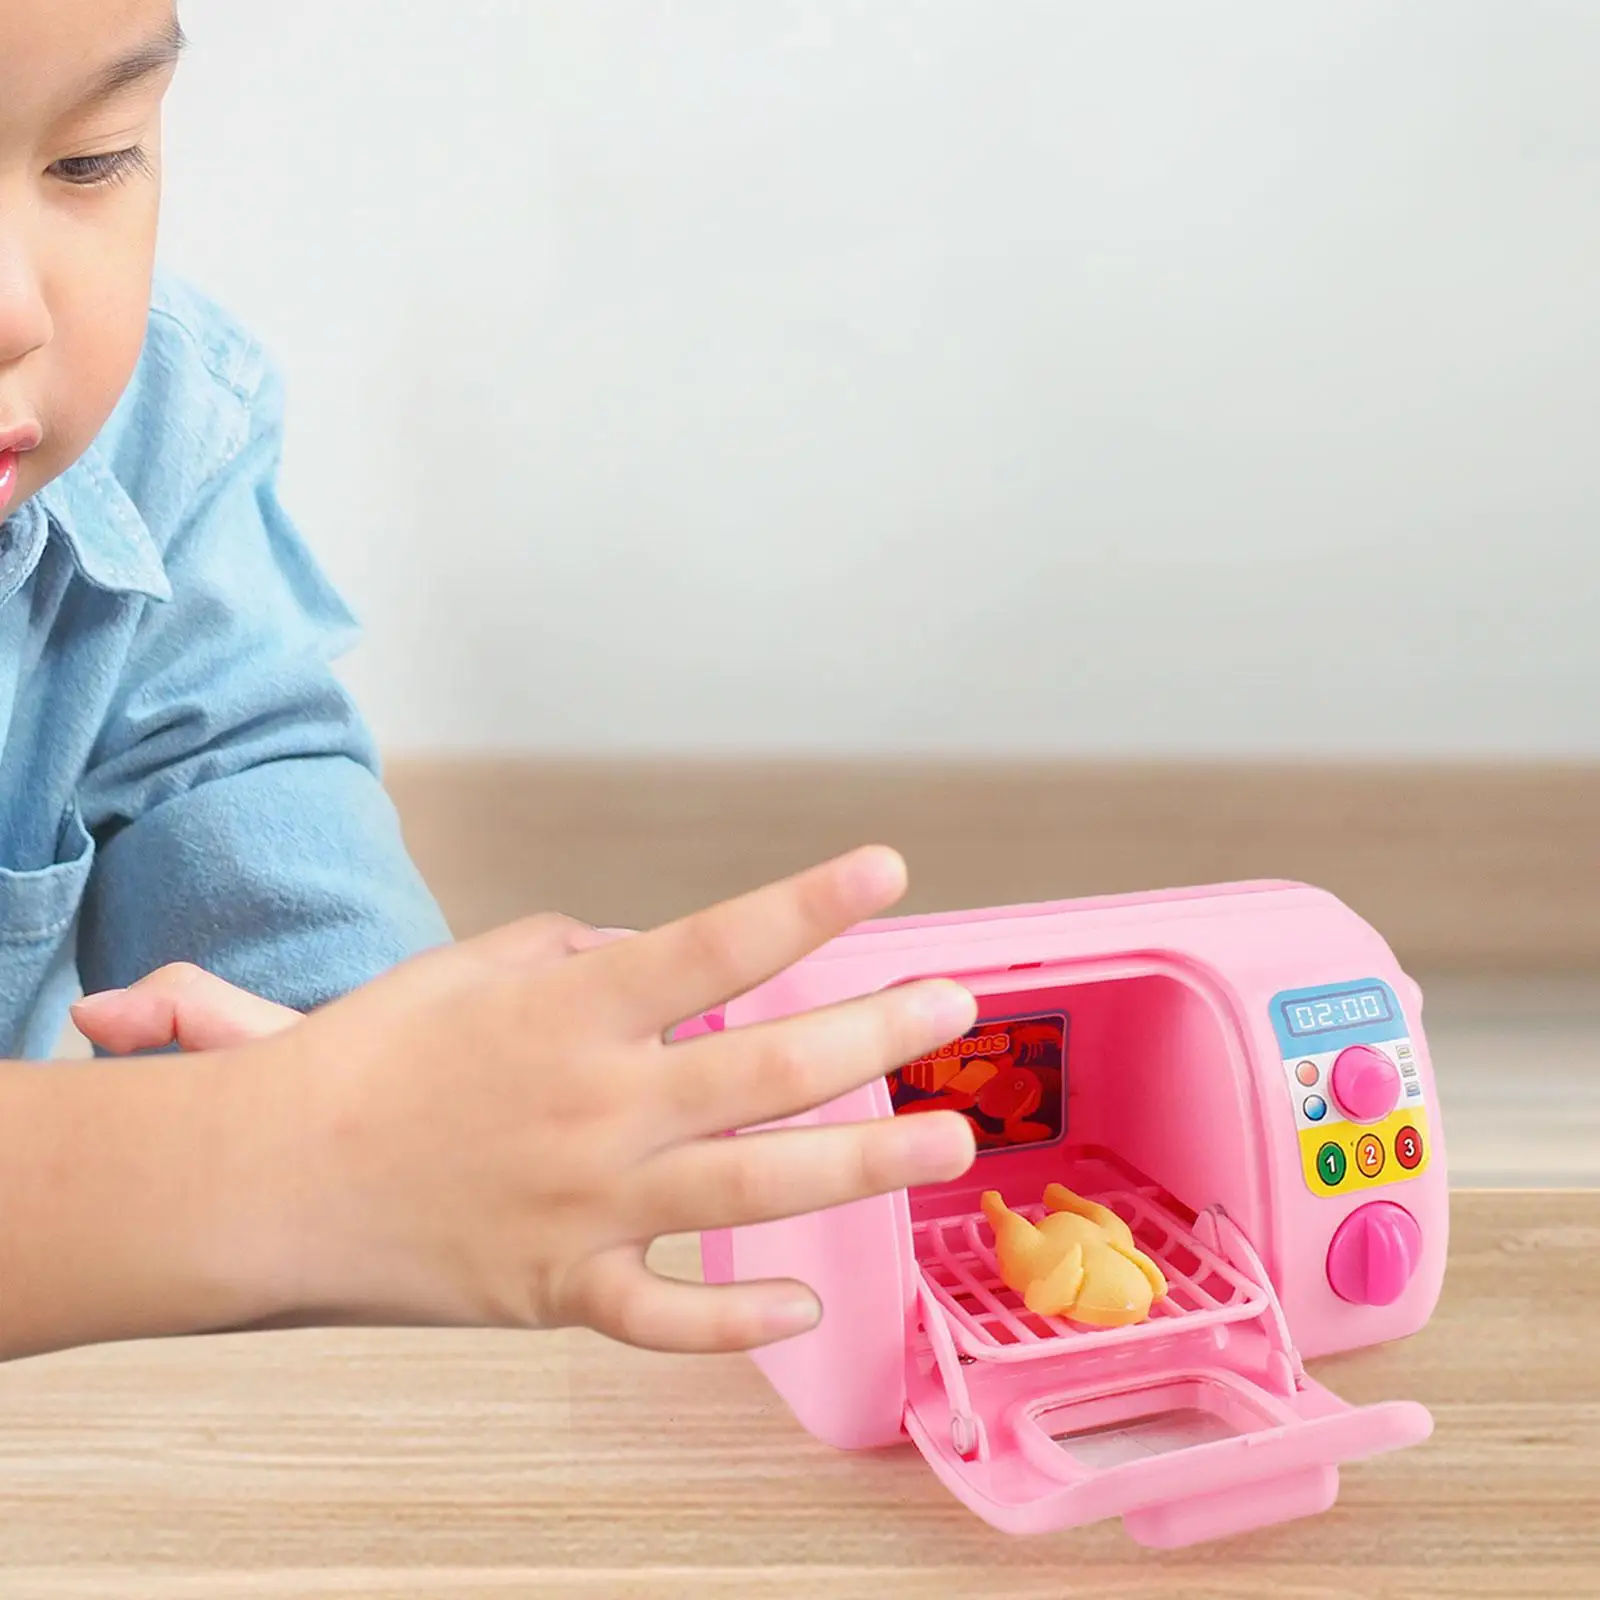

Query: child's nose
left=0, top=236, right=52, bottom=368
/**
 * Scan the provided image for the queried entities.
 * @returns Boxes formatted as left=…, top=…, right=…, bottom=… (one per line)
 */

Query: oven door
left=904, top=1341, right=1430, bottom=1548
left=901, top=1197, right=1432, bottom=1548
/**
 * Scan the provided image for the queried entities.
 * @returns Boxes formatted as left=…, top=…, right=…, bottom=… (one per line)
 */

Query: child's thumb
left=72, top=964, right=301, bottom=1054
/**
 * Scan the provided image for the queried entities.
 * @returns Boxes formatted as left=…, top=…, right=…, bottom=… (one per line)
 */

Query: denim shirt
left=0, top=274, right=452, bottom=1059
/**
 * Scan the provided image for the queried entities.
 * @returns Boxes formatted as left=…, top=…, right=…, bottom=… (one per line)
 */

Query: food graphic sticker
left=889, top=1012, right=1068, bottom=1151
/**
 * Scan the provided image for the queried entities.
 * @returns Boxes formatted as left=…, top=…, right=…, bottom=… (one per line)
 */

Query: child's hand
left=70, top=917, right=608, bottom=1053
left=233, top=847, right=976, bottom=1354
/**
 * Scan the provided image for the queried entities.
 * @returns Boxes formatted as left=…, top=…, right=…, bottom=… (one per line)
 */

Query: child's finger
left=71, top=965, right=300, bottom=1054
left=465, top=913, right=610, bottom=974
left=657, top=979, right=976, bottom=1142
left=622, top=1111, right=977, bottom=1238
left=585, top=846, right=908, bottom=1036
left=577, top=1249, right=823, bottom=1354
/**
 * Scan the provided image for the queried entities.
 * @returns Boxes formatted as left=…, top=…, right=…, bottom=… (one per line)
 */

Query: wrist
left=197, top=1036, right=332, bottom=1331
left=0, top=1044, right=319, bottom=1358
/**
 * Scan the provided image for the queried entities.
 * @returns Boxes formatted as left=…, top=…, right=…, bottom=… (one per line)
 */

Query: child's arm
left=74, top=356, right=451, bottom=1017
left=71, top=914, right=601, bottom=1052
left=0, top=850, right=976, bottom=1362
left=0, top=1041, right=308, bottom=1358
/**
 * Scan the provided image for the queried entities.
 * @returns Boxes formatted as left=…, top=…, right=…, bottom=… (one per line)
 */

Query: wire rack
left=912, top=1184, right=1270, bottom=1364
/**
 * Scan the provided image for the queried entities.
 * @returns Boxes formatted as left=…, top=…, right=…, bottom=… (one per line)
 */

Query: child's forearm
left=0, top=1050, right=310, bottom=1360
left=0, top=850, right=980, bottom=1365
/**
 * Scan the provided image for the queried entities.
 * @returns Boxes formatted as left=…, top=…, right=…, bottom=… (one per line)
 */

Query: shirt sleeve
left=74, top=362, right=453, bottom=1010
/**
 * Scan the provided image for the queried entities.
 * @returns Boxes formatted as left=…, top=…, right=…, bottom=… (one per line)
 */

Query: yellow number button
left=1356, top=1134, right=1386, bottom=1178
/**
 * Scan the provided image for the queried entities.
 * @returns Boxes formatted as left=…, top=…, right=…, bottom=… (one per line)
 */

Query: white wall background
left=159, top=2, right=1599, bottom=756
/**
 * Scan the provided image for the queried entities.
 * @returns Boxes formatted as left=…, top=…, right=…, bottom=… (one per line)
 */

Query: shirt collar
left=34, top=443, right=172, bottom=603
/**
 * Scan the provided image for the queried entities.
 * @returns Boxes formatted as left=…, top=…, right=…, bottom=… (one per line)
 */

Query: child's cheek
left=33, top=188, right=160, bottom=497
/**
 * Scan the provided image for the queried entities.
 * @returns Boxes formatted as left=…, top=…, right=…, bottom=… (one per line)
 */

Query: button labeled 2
left=1356, top=1134, right=1386, bottom=1178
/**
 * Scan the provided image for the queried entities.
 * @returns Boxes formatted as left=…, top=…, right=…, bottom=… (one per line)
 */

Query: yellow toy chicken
left=981, top=1183, right=1168, bottom=1327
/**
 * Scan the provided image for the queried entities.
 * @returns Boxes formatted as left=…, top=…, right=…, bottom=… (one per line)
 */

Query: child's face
left=0, top=0, right=180, bottom=518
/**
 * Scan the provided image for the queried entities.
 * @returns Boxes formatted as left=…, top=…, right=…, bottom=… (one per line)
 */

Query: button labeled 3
left=1395, top=1125, right=1424, bottom=1170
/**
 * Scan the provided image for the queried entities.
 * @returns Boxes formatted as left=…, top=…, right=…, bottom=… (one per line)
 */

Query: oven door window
left=888, top=1011, right=1068, bottom=1153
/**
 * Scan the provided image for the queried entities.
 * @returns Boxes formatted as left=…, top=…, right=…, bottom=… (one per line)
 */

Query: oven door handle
left=1070, top=1393, right=1433, bottom=1549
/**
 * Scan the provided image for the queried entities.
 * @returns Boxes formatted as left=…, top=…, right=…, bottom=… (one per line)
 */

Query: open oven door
left=902, top=1206, right=1433, bottom=1548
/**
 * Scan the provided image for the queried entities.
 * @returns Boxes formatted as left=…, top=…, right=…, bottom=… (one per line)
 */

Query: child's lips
left=0, top=450, right=20, bottom=517
left=0, top=419, right=42, bottom=453
left=0, top=423, right=40, bottom=516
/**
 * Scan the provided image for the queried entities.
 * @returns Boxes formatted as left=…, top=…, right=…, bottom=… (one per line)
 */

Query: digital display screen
left=889, top=1011, right=1067, bottom=1152
left=1281, top=986, right=1393, bottom=1038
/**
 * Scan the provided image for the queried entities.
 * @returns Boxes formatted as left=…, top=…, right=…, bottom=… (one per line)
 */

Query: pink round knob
left=1329, top=1044, right=1400, bottom=1124
left=1326, top=1202, right=1423, bottom=1305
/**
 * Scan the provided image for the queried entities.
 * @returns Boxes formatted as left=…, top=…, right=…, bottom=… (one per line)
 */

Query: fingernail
left=71, top=989, right=124, bottom=1016
left=763, top=1294, right=822, bottom=1340
left=907, top=980, right=978, bottom=1037
left=898, top=1111, right=978, bottom=1180
left=845, top=846, right=906, bottom=904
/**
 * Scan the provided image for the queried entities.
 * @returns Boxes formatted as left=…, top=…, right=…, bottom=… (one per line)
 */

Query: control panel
left=1269, top=980, right=1431, bottom=1198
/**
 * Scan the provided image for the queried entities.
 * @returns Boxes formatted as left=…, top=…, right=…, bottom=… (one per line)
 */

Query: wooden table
left=0, top=1192, right=1593, bottom=1599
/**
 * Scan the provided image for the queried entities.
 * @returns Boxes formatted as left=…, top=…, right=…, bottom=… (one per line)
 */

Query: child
left=0, top=4, right=978, bottom=1362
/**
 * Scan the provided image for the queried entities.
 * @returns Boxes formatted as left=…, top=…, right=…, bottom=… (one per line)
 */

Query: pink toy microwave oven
left=686, top=880, right=1446, bottom=1549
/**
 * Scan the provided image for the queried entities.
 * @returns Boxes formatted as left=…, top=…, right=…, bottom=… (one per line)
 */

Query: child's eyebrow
left=75, top=17, right=188, bottom=109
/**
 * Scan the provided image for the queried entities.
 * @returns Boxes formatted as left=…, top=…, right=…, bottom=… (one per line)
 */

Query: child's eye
left=49, top=147, right=153, bottom=188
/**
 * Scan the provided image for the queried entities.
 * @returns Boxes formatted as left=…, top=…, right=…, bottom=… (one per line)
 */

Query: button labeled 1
left=1317, top=1142, right=1347, bottom=1187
